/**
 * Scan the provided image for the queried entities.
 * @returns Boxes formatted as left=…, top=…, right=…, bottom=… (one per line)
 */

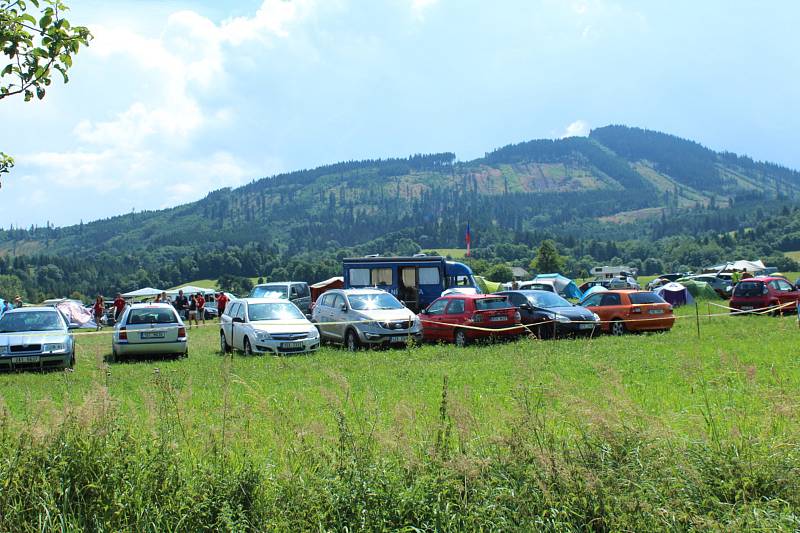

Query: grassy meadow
left=1, top=303, right=799, bottom=530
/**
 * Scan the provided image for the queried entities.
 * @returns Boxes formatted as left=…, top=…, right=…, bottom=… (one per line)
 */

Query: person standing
left=216, top=292, right=228, bottom=318
left=93, top=295, right=105, bottom=330
left=174, top=290, right=189, bottom=320
left=113, top=293, right=126, bottom=321
left=188, top=293, right=197, bottom=328
left=195, top=293, right=206, bottom=326
left=732, top=269, right=742, bottom=285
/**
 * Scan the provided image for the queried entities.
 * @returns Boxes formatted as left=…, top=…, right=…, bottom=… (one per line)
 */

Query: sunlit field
left=1, top=303, right=799, bottom=530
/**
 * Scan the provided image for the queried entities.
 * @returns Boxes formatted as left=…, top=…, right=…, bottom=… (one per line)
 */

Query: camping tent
left=166, top=285, right=216, bottom=298
left=122, top=287, right=163, bottom=298
left=679, top=279, right=719, bottom=300
left=533, top=273, right=583, bottom=299
left=581, top=284, right=608, bottom=299
left=56, top=299, right=96, bottom=328
left=475, top=276, right=503, bottom=294
left=654, top=282, right=694, bottom=307
left=708, top=260, right=766, bottom=274
left=310, top=276, right=344, bottom=302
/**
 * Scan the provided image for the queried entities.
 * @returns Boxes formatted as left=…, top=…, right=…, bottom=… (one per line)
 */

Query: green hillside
left=2, top=124, right=800, bottom=299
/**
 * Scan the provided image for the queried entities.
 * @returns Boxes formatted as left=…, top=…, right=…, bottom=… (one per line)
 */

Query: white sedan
left=219, top=298, right=320, bottom=355
left=112, top=303, right=188, bottom=361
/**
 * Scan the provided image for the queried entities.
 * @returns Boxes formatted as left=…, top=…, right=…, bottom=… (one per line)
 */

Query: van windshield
left=252, top=285, right=289, bottom=299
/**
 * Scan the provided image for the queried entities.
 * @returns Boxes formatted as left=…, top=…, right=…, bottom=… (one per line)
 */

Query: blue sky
left=3, top=0, right=799, bottom=228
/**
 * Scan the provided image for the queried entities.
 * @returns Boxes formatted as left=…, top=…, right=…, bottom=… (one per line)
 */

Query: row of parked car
left=216, top=286, right=676, bottom=355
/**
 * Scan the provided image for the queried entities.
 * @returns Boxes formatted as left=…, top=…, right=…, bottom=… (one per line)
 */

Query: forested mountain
left=2, top=125, right=800, bottom=300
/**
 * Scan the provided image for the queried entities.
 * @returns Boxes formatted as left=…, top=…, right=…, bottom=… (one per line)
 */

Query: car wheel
left=454, top=329, right=468, bottom=347
left=611, top=320, right=626, bottom=336
left=243, top=337, right=253, bottom=356
left=219, top=332, right=231, bottom=354
left=345, top=329, right=361, bottom=351
left=69, top=351, right=76, bottom=368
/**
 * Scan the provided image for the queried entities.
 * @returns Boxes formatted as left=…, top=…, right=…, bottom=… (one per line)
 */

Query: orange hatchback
left=579, top=290, right=675, bottom=335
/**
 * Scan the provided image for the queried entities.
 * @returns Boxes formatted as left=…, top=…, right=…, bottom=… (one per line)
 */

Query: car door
left=443, top=298, right=467, bottom=340
left=599, top=293, right=625, bottom=327
left=328, top=294, right=347, bottom=341
left=314, top=294, right=333, bottom=338
left=221, top=302, right=237, bottom=345
left=506, top=292, right=535, bottom=326
left=231, top=303, right=247, bottom=349
left=772, top=279, right=797, bottom=307
left=421, top=298, right=448, bottom=340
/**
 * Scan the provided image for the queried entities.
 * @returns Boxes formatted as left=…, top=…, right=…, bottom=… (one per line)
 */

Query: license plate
left=281, top=342, right=303, bottom=349
left=12, top=356, right=40, bottom=363
left=649, top=309, right=664, bottom=315
left=579, top=323, right=594, bottom=330
left=490, top=316, right=506, bottom=322
left=741, top=306, right=753, bottom=311
left=141, top=331, right=165, bottom=339
left=390, top=336, right=408, bottom=343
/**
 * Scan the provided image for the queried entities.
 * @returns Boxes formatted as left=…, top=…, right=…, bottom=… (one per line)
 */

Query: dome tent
left=532, top=273, right=583, bottom=300
left=654, top=282, right=694, bottom=307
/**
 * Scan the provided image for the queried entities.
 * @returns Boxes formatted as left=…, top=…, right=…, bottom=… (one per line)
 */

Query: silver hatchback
left=312, top=288, right=421, bottom=350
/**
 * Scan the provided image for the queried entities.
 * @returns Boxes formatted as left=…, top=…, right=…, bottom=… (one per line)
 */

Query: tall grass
left=0, top=307, right=799, bottom=530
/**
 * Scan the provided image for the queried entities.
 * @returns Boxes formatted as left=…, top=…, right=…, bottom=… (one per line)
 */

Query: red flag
left=465, top=222, right=471, bottom=257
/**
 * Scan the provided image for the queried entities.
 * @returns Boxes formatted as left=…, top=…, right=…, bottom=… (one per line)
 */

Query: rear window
left=475, top=297, right=510, bottom=310
left=128, top=308, right=178, bottom=324
left=628, top=292, right=665, bottom=305
left=734, top=281, right=765, bottom=297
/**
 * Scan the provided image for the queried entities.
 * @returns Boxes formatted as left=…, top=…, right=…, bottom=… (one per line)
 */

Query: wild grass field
left=1, top=304, right=799, bottom=530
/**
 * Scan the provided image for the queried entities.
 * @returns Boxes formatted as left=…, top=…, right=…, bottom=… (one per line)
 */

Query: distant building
left=511, top=267, right=530, bottom=280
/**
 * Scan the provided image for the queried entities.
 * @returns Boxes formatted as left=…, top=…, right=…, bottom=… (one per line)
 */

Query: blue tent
left=581, top=285, right=608, bottom=300
left=533, top=273, right=583, bottom=300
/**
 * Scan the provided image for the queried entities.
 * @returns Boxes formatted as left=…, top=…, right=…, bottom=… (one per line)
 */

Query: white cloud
left=560, top=120, right=590, bottom=138
left=16, top=0, right=316, bottom=219
left=410, top=0, right=439, bottom=19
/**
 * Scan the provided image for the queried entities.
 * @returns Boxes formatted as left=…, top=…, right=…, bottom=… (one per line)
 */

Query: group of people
left=89, top=290, right=229, bottom=330
left=167, top=290, right=229, bottom=328
left=0, top=296, right=24, bottom=317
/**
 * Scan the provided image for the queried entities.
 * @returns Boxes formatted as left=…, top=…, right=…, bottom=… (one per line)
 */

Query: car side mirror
left=519, top=303, right=531, bottom=311
left=419, top=308, right=428, bottom=315
left=340, top=304, right=348, bottom=312
left=232, top=317, right=244, bottom=324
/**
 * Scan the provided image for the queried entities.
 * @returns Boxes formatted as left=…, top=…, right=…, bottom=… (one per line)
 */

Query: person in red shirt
left=113, top=293, right=126, bottom=321
left=93, top=295, right=105, bottom=331
left=195, top=293, right=206, bottom=326
left=216, top=292, right=228, bottom=318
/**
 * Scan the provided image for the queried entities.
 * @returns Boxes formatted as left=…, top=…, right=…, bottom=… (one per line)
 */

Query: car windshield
left=475, top=297, right=510, bottom=310
left=349, top=293, right=404, bottom=310
left=527, top=292, right=572, bottom=308
left=248, top=302, right=305, bottom=321
left=128, top=308, right=178, bottom=325
left=0, top=311, right=64, bottom=333
left=629, top=292, right=665, bottom=304
left=252, top=285, right=289, bottom=299
left=735, top=281, right=765, bottom=297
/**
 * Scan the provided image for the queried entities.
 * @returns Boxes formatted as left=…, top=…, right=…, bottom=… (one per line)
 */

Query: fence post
left=695, top=301, right=701, bottom=338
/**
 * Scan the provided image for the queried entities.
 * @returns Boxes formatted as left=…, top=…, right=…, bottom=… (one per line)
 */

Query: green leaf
left=36, top=86, right=45, bottom=99
left=39, top=15, right=53, bottom=30
left=20, top=13, right=37, bottom=25
left=1, top=64, right=12, bottom=76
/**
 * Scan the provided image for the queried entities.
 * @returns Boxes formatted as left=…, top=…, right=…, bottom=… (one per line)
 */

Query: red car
left=420, top=294, right=524, bottom=346
left=580, top=290, right=675, bottom=335
left=729, top=277, right=800, bottom=314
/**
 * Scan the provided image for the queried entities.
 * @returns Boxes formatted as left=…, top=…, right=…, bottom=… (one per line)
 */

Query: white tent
left=122, top=287, right=164, bottom=298
left=166, top=285, right=216, bottom=297
left=708, top=260, right=766, bottom=274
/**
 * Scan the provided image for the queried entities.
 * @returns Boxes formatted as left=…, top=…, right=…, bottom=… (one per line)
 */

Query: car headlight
left=592, top=313, right=600, bottom=322
left=0, top=346, right=8, bottom=355
left=43, top=343, right=66, bottom=353
left=308, top=327, right=319, bottom=339
left=412, top=317, right=421, bottom=328
left=552, top=314, right=571, bottom=324
left=255, top=331, right=272, bottom=341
